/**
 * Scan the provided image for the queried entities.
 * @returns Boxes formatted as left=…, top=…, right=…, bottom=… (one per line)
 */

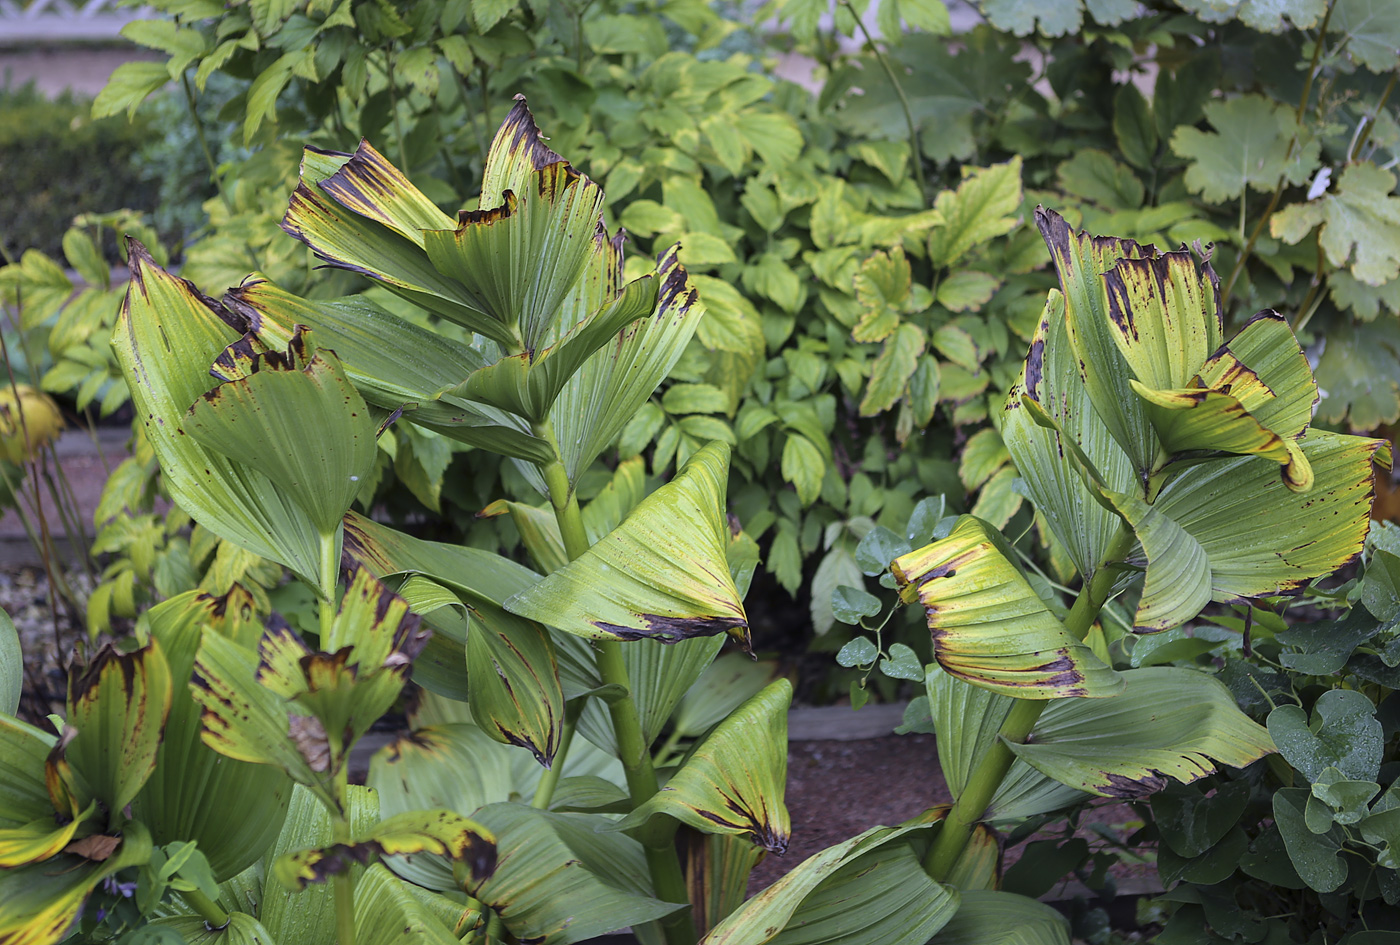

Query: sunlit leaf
left=892, top=516, right=1124, bottom=699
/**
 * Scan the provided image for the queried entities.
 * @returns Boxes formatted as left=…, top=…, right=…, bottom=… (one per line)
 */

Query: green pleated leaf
left=685, top=831, right=764, bottom=939
left=190, top=630, right=333, bottom=807
left=1098, top=488, right=1211, bottom=633
left=188, top=332, right=376, bottom=538
left=1219, top=312, right=1318, bottom=439
left=1007, top=667, right=1275, bottom=798
left=671, top=651, right=782, bottom=739
left=0, top=608, right=18, bottom=717
left=466, top=602, right=564, bottom=767
left=311, top=139, right=456, bottom=243
left=0, top=714, right=58, bottom=831
left=620, top=680, right=791, bottom=853
left=281, top=159, right=502, bottom=343
left=0, top=820, right=153, bottom=945
left=1101, top=249, right=1223, bottom=393
left=892, top=516, right=1124, bottom=699
left=64, top=640, right=172, bottom=816
left=506, top=442, right=750, bottom=650
left=480, top=96, right=569, bottom=210
left=1132, top=381, right=1314, bottom=491
left=1153, top=431, right=1391, bottom=602
left=702, top=824, right=957, bottom=945
left=274, top=809, right=495, bottom=891
left=1001, top=290, right=1137, bottom=583
left=151, top=913, right=278, bottom=944
left=467, top=803, right=687, bottom=945
left=928, top=890, right=1071, bottom=945
left=134, top=590, right=293, bottom=882
left=351, top=864, right=469, bottom=945
left=0, top=806, right=92, bottom=869
left=550, top=244, right=707, bottom=484
left=452, top=272, right=658, bottom=422
left=112, top=243, right=324, bottom=586
left=479, top=499, right=568, bottom=574
left=922, top=664, right=1086, bottom=821
left=223, top=280, right=551, bottom=460
left=342, top=512, right=538, bottom=608
left=257, top=784, right=379, bottom=945
left=422, top=162, right=606, bottom=354
left=576, top=636, right=723, bottom=757
left=1035, top=208, right=1159, bottom=477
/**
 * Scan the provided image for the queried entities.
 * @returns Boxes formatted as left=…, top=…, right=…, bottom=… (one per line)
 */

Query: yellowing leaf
left=892, top=516, right=1124, bottom=698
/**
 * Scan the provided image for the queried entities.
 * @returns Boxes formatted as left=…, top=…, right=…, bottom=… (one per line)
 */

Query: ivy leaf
left=1171, top=96, right=1320, bottom=204
left=837, top=637, right=879, bottom=668
left=1329, top=0, right=1400, bottom=72
left=879, top=643, right=925, bottom=681
left=1271, top=163, right=1400, bottom=286
left=1268, top=690, right=1383, bottom=783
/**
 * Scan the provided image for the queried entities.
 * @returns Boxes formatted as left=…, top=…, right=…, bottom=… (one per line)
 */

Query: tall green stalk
left=534, top=424, right=696, bottom=945
left=923, top=525, right=1137, bottom=881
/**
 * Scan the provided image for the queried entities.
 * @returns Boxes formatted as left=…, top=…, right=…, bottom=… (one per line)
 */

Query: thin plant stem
left=1350, top=70, right=1398, bottom=163
left=922, top=524, right=1137, bottom=881
left=182, top=72, right=234, bottom=216
left=384, top=48, right=412, bottom=172
left=531, top=699, right=584, bottom=809
left=840, top=0, right=928, bottom=207
left=1220, top=0, right=1336, bottom=305
left=533, top=421, right=696, bottom=945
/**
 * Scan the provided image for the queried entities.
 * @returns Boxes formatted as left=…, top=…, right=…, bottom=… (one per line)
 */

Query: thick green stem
left=181, top=887, right=230, bottom=929
left=319, top=531, right=340, bottom=634
left=535, top=428, right=695, bottom=945
left=922, top=525, right=1137, bottom=881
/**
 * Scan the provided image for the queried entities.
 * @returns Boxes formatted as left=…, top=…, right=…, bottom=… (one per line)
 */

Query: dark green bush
left=0, top=83, right=161, bottom=261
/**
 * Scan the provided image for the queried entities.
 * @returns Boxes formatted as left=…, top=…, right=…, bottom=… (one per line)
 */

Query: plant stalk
left=181, top=887, right=230, bottom=929
left=922, top=525, right=1137, bottom=881
left=535, top=426, right=695, bottom=945
left=841, top=0, right=928, bottom=207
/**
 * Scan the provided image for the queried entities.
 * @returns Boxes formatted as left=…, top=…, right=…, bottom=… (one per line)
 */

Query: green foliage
left=0, top=85, right=161, bottom=261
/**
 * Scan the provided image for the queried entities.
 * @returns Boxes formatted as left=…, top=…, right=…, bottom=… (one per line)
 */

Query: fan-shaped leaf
left=892, top=516, right=1124, bottom=698
left=274, top=809, right=494, bottom=890
left=112, top=244, right=324, bottom=586
left=1102, top=249, right=1222, bottom=392
left=620, top=680, right=790, bottom=853
left=506, top=442, right=750, bottom=650
left=1007, top=667, right=1275, bottom=798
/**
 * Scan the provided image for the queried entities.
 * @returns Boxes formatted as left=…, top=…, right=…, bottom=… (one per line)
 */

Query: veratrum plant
left=892, top=208, right=1393, bottom=894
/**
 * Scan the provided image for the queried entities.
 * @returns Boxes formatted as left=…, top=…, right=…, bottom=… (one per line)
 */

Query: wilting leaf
left=187, top=332, right=377, bottom=538
left=893, top=516, right=1124, bottom=698
left=468, top=803, right=686, bottom=945
left=0, top=822, right=154, bottom=945
left=702, top=823, right=957, bottom=945
left=1035, top=208, right=1158, bottom=477
left=1101, top=248, right=1222, bottom=393
left=466, top=602, right=564, bottom=767
left=1152, top=431, right=1390, bottom=602
left=134, top=591, right=293, bottom=882
left=274, top=809, right=494, bottom=890
left=1098, top=488, right=1211, bottom=633
left=620, top=680, right=791, bottom=853
left=1002, top=291, right=1138, bottom=584
left=64, top=640, right=173, bottom=816
left=112, top=243, right=324, bottom=586
left=1007, top=667, right=1275, bottom=798
left=551, top=245, right=707, bottom=484
left=506, top=443, right=750, bottom=650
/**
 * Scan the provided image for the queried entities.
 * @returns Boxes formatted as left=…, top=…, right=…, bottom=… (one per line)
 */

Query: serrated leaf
left=1056, top=149, right=1143, bottom=209
left=861, top=323, right=926, bottom=416
left=927, top=158, right=1022, bottom=267
left=1330, top=0, right=1400, bottom=71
